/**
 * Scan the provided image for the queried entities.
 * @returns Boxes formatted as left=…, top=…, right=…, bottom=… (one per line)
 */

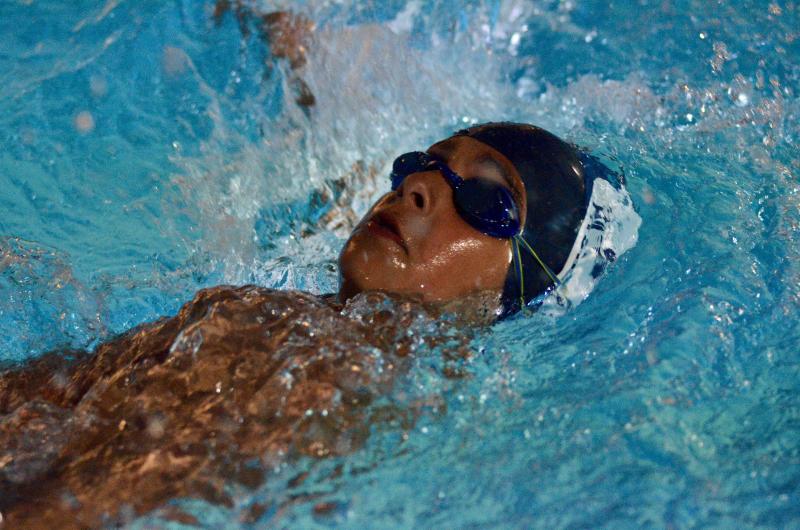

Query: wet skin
left=339, top=135, right=527, bottom=305
left=0, top=287, right=473, bottom=527
left=0, top=136, right=525, bottom=526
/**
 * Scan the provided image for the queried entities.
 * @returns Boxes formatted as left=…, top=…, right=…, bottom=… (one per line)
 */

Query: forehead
left=427, top=135, right=526, bottom=201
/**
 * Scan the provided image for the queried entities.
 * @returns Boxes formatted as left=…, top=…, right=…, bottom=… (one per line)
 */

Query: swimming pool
left=1, top=0, right=798, bottom=527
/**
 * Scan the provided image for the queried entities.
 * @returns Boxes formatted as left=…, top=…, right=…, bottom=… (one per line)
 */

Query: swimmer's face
left=338, top=135, right=526, bottom=305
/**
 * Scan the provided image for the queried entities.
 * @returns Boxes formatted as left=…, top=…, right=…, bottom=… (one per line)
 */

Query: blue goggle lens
left=454, top=178, right=520, bottom=238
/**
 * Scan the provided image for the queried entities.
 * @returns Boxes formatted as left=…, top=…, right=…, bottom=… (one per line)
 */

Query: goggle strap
left=516, top=235, right=562, bottom=288
left=435, top=161, right=464, bottom=188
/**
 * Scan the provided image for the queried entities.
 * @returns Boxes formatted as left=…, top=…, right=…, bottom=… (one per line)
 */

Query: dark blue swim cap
left=455, top=122, right=588, bottom=318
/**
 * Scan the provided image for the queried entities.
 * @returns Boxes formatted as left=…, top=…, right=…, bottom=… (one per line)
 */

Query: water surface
left=1, top=0, right=799, bottom=527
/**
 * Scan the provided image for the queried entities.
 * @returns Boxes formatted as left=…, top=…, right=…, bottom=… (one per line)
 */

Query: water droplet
left=162, top=46, right=189, bottom=76
left=89, top=75, right=108, bottom=98
left=74, top=111, right=95, bottom=133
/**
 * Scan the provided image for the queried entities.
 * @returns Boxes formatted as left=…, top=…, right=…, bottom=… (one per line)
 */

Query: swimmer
left=340, top=122, right=591, bottom=319
left=0, top=122, right=608, bottom=526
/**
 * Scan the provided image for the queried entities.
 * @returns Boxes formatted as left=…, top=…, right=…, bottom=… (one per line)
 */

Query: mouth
left=365, top=212, right=407, bottom=252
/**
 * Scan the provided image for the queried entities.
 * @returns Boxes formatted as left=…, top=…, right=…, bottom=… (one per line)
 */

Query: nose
left=397, top=171, right=436, bottom=215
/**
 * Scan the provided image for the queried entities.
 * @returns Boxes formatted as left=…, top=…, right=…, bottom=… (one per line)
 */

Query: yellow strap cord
left=515, top=235, right=562, bottom=287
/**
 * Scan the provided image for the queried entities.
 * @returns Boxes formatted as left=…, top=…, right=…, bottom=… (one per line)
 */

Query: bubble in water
left=147, top=416, right=166, bottom=439
left=89, top=75, right=108, bottom=98
left=19, top=127, right=35, bottom=145
left=74, top=111, right=95, bottom=133
left=711, top=41, right=731, bottom=73
left=642, top=186, right=656, bottom=205
left=162, top=46, right=189, bottom=77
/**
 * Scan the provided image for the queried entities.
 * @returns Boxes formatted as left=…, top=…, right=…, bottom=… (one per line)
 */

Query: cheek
left=403, top=216, right=431, bottom=242
left=466, top=239, right=513, bottom=289
left=427, top=238, right=484, bottom=267
left=420, top=233, right=512, bottom=296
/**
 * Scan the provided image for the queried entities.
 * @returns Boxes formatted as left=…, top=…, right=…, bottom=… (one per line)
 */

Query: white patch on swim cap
left=541, top=177, right=641, bottom=314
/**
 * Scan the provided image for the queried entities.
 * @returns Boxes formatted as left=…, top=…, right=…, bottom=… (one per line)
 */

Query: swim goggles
left=390, top=151, right=521, bottom=238
left=390, top=151, right=562, bottom=308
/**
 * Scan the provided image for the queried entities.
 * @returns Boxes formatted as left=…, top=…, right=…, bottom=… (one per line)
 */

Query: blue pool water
left=2, top=0, right=799, bottom=527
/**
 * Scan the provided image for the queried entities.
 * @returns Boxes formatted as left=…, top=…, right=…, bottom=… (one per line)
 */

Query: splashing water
left=1, top=286, right=466, bottom=526
left=1, top=0, right=799, bottom=527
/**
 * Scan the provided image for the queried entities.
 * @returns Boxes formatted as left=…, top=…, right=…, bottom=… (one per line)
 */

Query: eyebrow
left=474, top=155, right=516, bottom=189
left=428, top=143, right=519, bottom=195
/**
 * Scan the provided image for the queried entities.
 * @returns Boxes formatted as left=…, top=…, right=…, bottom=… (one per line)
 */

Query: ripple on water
left=0, top=0, right=799, bottom=527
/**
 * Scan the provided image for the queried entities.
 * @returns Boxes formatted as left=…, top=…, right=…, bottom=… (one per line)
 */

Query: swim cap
left=455, top=122, right=588, bottom=318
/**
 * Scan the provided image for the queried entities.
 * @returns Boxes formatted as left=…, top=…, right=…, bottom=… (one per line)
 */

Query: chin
left=340, top=229, right=407, bottom=280
left=338, top=243, right=391, bottom=300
